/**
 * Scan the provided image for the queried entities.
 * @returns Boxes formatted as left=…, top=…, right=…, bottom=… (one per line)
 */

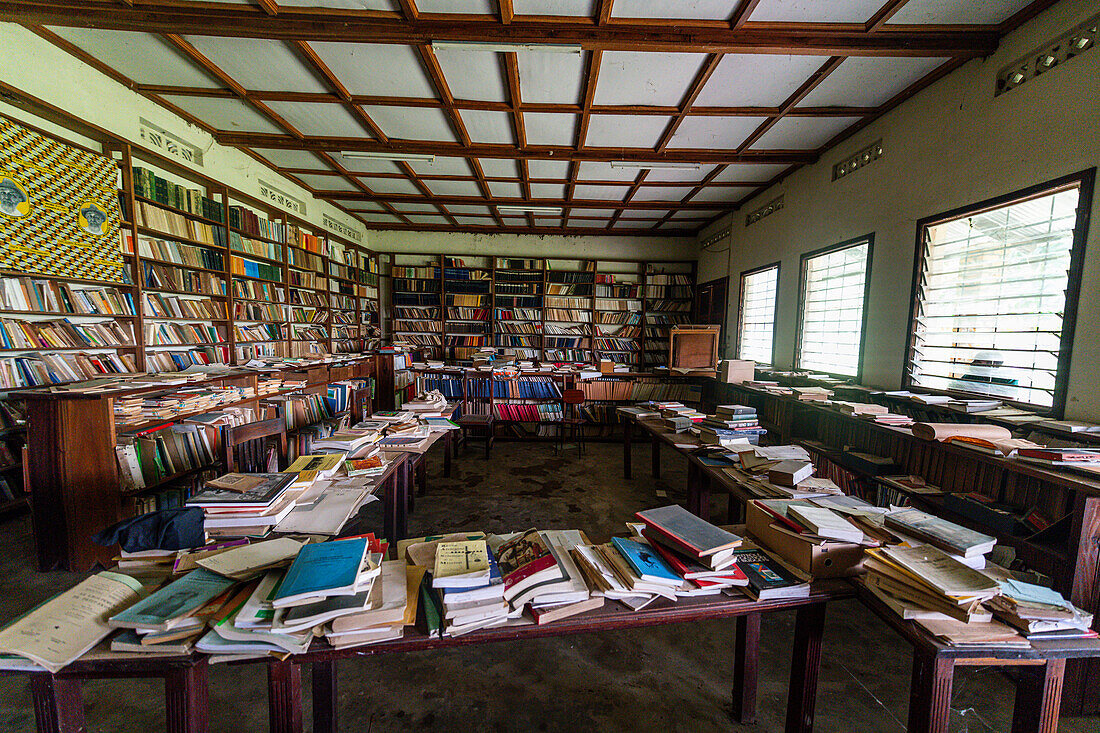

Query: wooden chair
left=458, top=373, right=494, bottom=458
left=224, top=418, right=288, bottom=473
left=351, top=386, right=373, bottom=425
left=556, top=389, right=587, bottom=455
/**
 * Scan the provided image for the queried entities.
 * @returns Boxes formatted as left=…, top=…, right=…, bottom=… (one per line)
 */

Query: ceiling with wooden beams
left=3, top=0, right=1052, bottom=237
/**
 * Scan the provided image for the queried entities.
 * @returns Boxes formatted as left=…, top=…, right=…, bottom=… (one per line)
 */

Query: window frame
left=903, top=168, right=1095, bottom=418
left=736, top=261, right=781, bottom=366
left=794, top=234, right=875, bottom=380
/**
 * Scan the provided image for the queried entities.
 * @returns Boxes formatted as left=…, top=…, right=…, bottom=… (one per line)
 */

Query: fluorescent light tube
left=339, top=151, right=436, bottom=163
left=430, top=41, right=583, bottom=54
left=609, top=161, right=701, bottom=170
left=497, top=206, right=562, bottom=215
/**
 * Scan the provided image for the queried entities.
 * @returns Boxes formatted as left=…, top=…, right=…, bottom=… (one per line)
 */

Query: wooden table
left=257, top=580, right=853, bottom=733
left=856, top=582, right=1100, bottom=732
left=1, top=652, right=210, bottom=733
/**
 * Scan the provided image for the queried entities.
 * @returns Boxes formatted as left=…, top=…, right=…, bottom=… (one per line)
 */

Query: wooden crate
left=669, top=325, right=721, bottom=372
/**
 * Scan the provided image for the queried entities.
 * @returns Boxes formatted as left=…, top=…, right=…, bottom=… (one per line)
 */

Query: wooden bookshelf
left=387, top=254, right=695, bottom=364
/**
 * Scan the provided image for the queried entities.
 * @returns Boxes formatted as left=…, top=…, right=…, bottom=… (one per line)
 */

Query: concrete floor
left=1, top=441, right=1099, bottom=732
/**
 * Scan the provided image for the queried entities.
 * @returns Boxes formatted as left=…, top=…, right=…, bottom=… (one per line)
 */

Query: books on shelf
left=144, top=293, right=225, bottom=320
left=0, top=277, right=135, bottom=316
left=0, top=317, right=134, bottom=350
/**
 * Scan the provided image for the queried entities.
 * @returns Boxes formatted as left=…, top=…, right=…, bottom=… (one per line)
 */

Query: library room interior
left=0, top=0, right=1098, bottom=731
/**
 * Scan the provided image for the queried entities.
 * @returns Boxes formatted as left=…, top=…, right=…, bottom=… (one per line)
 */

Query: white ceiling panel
left=750, top=0, right=883, bottom=23
left=643, top=165, right=713, bottom=183
left=251, top=148, right=332, bottom=170
left=523, top=113, right=578, bottom=146
left=337, top=157, right=402, bottom=174
left=311, top=43, right=436, bottom=97
left=477, top=159, right=519, bottom=178
left=619, top=209, right=668, bottom=219
left=409, top=156, right=472, bottom=177
left=535, top=217, right=562, bottom=227
left=513, top=0, right=595, bottom=15
left=798, top=57, right=949, bottom=107
left=265, top=102, right=371, bottom=138
left=528, top=159, right=572, bottom=179
left=361, top=177, right=422, bottom=195
left=570, top=219, right=611, bottom=228
left=517, top=51, right=587, bottom=105
left=406, top=214, right=450, bottom=225
left=571, top=208, right=619, bottom=217
left=671, top=208, right=723, bottom=219
left=279, top=0, right=397, bottom=9
left=749, top=116, right=861, bottom=149
left=501, top=217, right=527, bottom=225
left=612, top=0, right=737, bottom=20
left=182, top=37, right=327, bottom=93
left=712, top=163, right=790, bottom=182
left=695, top=54, right=824, bottom=107
left=362, top=213, right=402, bottom=224
left=335, top=200, right=384, bottom=212
left=434, top=49, right=507, bottom=102
left=47, top=28, right=220, bottom=88
left=667, top=116, right=767, bottom=149
left=462, top=110, right=516, bottom=145
left=160, top=95, right=285, bottom=133
left=573, top=184, right=629, bottom=201
left=362, top=106, right=457, bottom=142
left=448, top=205, right=495, bottom=216
left=584, top=115, right=674, bottom=148
left=454, top=215, right=493, bottom=225
left=489, top=181, right=525, bottom=198
left=529, top=183, right=568, bottom=199
left=689, top=186, right=755, bottom=203
left=391, top=202, right=442, bottom=213
left=417, top=0, right=494, bottom=11
left=889, top=0, right=1033, bottom=25
left=424, top=179, right=484, bottom=197
left=294, top=174, right=359, bottom=192
left=632, top=186, right=695, bottom=202
left=577, top=161, right=638, bottom=181
left=658, top=221, right=689, bottom=230
left=594, top=52, right=707, bottom=107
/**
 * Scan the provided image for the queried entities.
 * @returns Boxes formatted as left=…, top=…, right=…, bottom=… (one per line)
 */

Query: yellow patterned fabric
left=0, top=116, right=127, bottom=284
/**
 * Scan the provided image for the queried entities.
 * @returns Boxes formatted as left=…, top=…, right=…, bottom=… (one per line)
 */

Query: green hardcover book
left=131, top=167, right=149, bottom=198
left=188, top=189, right=203, bottom=216
left=153, top=176, right=169, bottom=205
left=418, top=573, right=442, bottom=639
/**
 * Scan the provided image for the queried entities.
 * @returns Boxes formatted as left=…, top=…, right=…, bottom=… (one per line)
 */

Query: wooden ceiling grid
left=1, top=0, right=1052, bottom=237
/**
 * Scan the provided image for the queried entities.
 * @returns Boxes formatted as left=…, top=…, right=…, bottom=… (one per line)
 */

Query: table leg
left=906, top=651, right=954, bottom=733
left=1012, top=659, right=1065, bottom=733
left=267, top=660, right=303, bottom=733
left=443, top=431, right=453, bottom=478
left=686, top=462, right=699, bottom=515
left=417, top=456, right=427, bottom=497
left=312, top=660, right=338, bottom=733
left=698, top=472, right=711, bottom=522
left=164, top=661, right=209, bottom=733
left=623, top=417, right=632, bottom=480
left=731, top=612, right=761, bottom=724
left=651, top=435, right=660, bottom=479
left=382, top=473, right=397, bottom=547
left=785, top=602, right=827, bottom=733
left=29, top=674, right=84, bottom=733
left=398, top=460, right=411, bottom=541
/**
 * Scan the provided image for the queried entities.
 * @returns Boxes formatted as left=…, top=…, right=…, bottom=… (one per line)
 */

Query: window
left=796, top=236, right=873, bottom=377
left=907, top=171, right=1094, bottom=412
left=737, top=263, right=779, bottom=365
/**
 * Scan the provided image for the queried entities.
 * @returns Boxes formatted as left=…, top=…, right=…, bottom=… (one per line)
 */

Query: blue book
left=611, top=536, right=681, bottom=584
left=273, top=537, right=368, bottom=608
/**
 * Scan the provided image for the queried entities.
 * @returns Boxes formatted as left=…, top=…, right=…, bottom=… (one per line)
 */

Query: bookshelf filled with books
left=387, top=255, right=695, bottom=365
left=443, top=256, right=492, bottom=361
left=227, top=194, right=288, bottom=362
left=391, top=254, right=443, bottom=359
left=327, top=235, right=359, bottom=354
left=286, top=221, right=329, bottom=357
left=493, top=257, right=544, bottom=360
left=543, top=259, right=594, bottom=363
left=359, top=249, right=381, bottom=341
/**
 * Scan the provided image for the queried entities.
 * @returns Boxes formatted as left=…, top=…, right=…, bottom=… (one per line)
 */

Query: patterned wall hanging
left=0, top=115, right=128, bottom=284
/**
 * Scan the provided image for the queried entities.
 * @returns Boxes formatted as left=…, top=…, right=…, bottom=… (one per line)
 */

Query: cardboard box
left=746, top=500, right=864, bottom=578
left=719, top=359, right=755, bottom=384
left=599, top=359, right=616, bottom=374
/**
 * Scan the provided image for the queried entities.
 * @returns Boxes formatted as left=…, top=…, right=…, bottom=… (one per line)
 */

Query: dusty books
left=197, top=538, right=303, bottom=580
left=273, top=537, right=370, bottom=608
left=188, top=473, right=295, bottom=508
left=274, top=485, right=372, bottom=536
left=787, top=505, right=864, bottom=544
left=767, top=460, right=814, bottom=487
left=284, top=454, right=346, bottom=479
left=634, top=504, right=742, bottom=568
left=732, top=549, right=810, bottom=601
left=109, top=569, right=236, bottom=632
left=883, top=508, right=996, bottom=558
left=0, top=571, right=144, bottom=672
left=433, top=540, right=491, bottom=588
left=491, top=529, right=569, bottom=607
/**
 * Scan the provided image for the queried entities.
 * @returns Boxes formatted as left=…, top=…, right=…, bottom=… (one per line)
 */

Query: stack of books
left=431, top=539, right=512, bottom=636
left=660, top=403, right=705, bottom=432
left=324, top=557, right=420, bottom=649
left=1015, top=447, right=1100, bottom=476
left=186, top=473, right=299, bottom=539
left=988, top=579, right=1095, bottom=641
left=697, top=404, right=766, bottom=446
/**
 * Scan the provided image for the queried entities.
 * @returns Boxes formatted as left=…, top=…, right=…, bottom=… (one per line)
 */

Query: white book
left=787, top=505, right=864, bottom=544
